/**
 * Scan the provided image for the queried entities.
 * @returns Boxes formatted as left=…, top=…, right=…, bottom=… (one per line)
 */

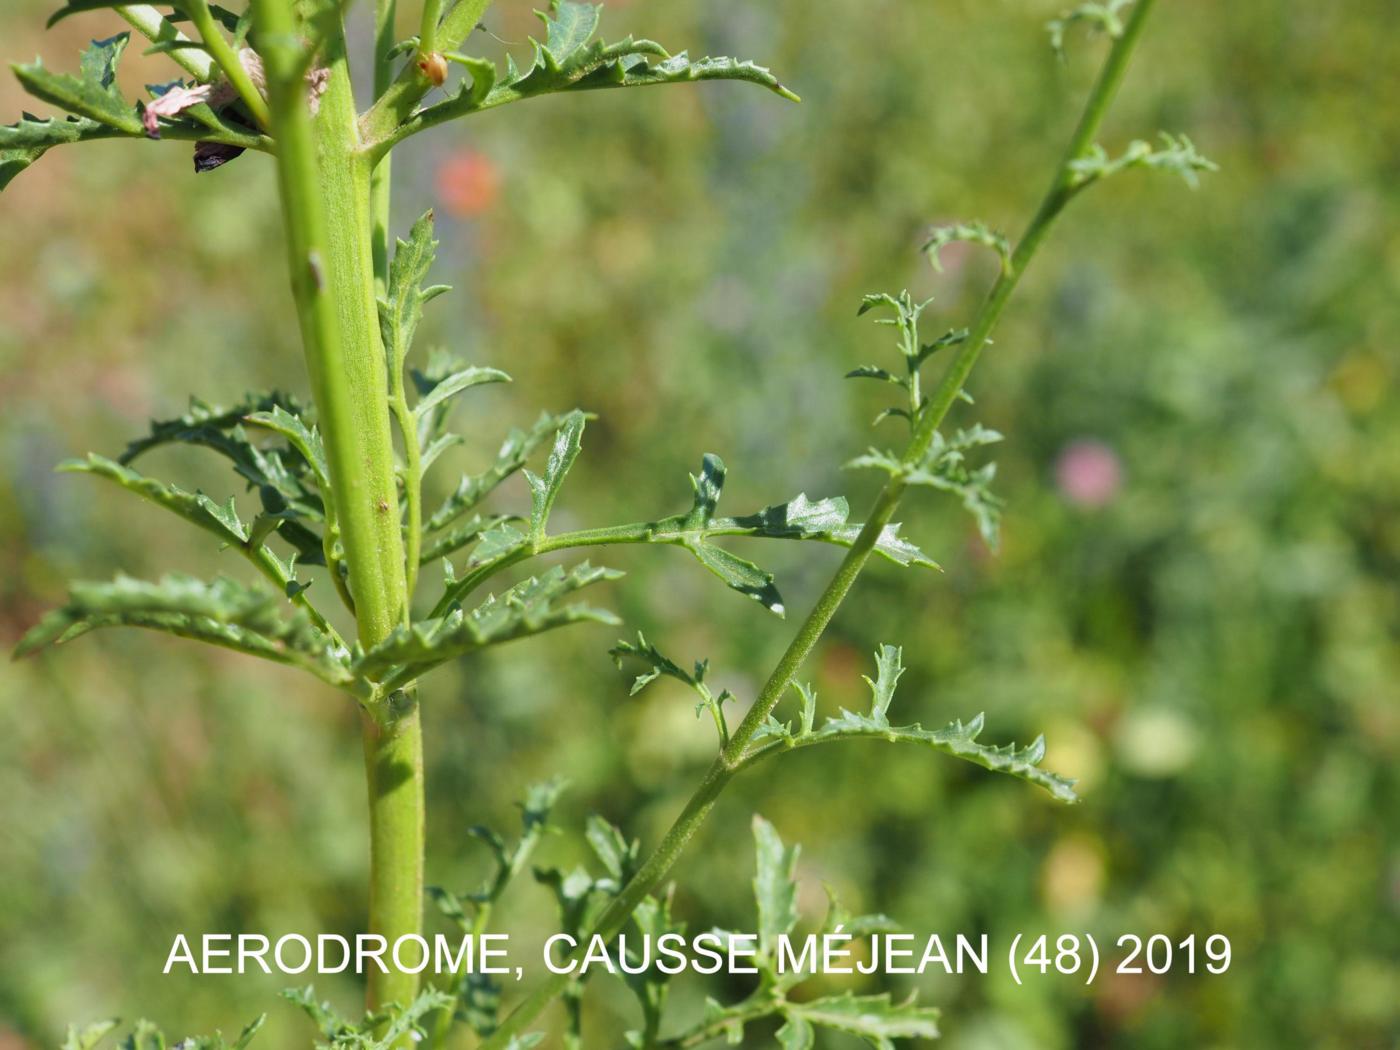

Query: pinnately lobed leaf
left=752, top=815, right=800, bottom=951
left=379, top=0, right=799, bottom=152
left=12, top=33, right=142, bottom=134
left=412, top=366, right=511, bottom=421
left=782, top=992, right=940, bottom=1050
left=378, top=209, right=443, bottom=373
left=1046, top=0, right=1135, bottom=58
left=1069, top=132, right=1219, bottom=190
left=60, top=1020, right=120, bottom=1050
left=427, top=422, right=939, bottom=622
left=661, top=814, right=943, bottom=1045
left=923, top=221, right=1011, bottom=275
left=849, top=422, right=1005, bottom=549
left=651, top=454, right=938, bottom=615
left=60, top=1013, right=266, bottom=1050
left=748, top=646, right=1079, bottom=803
left=62, top=453, right=250, bottom=546
left=609, top=631, right=697, bottom=696
left=525, top=411, right=586, bottom=543
left=284, top=985, right=452, bottom=1049
left=510, top=3, right=799, bottom=102
left=14, top=573, right=353, bottom=686
left=43, top=1, right=200, bottom=30
left=4, top=33, right=143, bottom=189
left=357, top=563, right=622, bottom=684
left=428, top=411, right=578, bottom=532
left=244, top=405, right=330, bottom=489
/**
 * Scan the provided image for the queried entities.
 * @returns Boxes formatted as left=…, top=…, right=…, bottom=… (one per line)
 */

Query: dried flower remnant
left=143, top=82, right=215, bottom=138
left=143, top=49, right=329, bottom=176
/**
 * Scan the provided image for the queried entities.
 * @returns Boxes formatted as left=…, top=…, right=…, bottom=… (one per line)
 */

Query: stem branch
left=116, top=5, right=214, bottom=81
left=479, top=3, right=1157, bottom=1043
left=361, top=0, right=495, bottom=143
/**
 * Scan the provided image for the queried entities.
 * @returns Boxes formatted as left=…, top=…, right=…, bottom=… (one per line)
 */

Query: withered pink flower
left=143, top=82, right=216, bottom=138
left=145, top=49, right=331, bottom=168
left=1055, top=439, right=1123, bottom=508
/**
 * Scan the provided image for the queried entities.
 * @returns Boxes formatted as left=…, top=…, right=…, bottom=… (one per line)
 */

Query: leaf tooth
left=1023, top=734, right=1047, bottom=765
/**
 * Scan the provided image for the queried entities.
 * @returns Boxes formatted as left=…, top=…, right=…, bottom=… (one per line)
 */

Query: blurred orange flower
left=435, top=149, right=501, bottom=218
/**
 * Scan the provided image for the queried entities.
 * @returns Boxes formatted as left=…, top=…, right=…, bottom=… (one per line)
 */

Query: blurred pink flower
left=1055, top=439, right=1122, bottom=508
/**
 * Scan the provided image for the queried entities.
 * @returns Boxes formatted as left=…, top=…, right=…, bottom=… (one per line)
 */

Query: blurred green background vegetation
left=2, top=1, right=1398, bottom=1047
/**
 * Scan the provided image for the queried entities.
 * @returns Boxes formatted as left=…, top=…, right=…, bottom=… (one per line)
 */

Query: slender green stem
left=323, top=519, right=357, bottom=614
left=656, top=992, right=781, bottom=1050
left=904, top=0, right=1157, bottom=462
left=186, top=0, right=271, bottom=130
left=427, top=904, right=491, bottom=1048
left=116, top=5, right=214, bottom=81
left=420, top=0, right=445, bottom=57
left=252, top=0, right=422, bottom=1027
left=31, top=119, right=269, bottom=151
left=361, top=0, right=494, bottom=143
left=391, top=373, right=424, bottom=600
left=426, top=515, right=908, bottom=621
left=701, top=683, right=729, bottom=748
left=375, top=0, right=425, bottom=601
left=371, top=0, right=398, bottom=294
left=371, top=150, right=394, bottom=293
left=481, top=762, right=733, bottom=1049
left=479, top=4, right=1157, bottom=1044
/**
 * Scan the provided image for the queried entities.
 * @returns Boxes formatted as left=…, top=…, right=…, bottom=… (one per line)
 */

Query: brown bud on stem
left=418, top=51, right=448, bottom=87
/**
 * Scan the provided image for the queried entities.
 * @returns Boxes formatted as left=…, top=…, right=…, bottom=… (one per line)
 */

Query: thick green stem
left=251, top=0, right=422, bottom=1024
left=480, top=3, right=1158, bottom=1044
left=361, top=700, right=426, bottom=1014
